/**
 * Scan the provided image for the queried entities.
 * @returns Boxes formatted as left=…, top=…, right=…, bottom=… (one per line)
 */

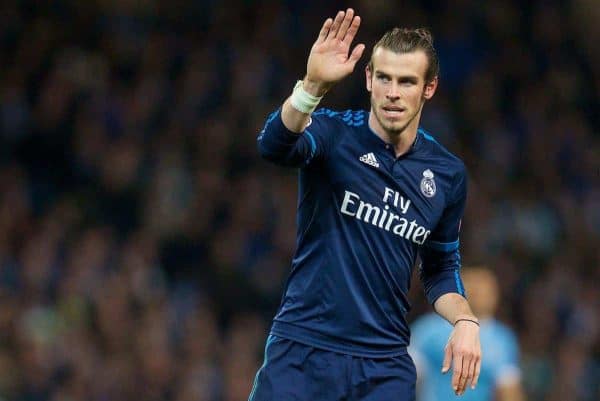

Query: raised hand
left=304, top=9, right=365, bottom=95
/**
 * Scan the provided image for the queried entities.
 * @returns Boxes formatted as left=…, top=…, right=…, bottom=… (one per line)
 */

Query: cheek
left=403, top=88, right=424, bottom=105
left=378, top=82, right=393, bottom=94
left=371, top=86, right=385, bottom=101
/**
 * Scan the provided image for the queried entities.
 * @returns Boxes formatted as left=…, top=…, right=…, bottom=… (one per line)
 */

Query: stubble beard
left=371, top=96, right=424, bottom=139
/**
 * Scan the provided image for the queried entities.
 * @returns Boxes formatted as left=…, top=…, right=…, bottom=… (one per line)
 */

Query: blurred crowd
left=0, top=1, right=597, bottom=400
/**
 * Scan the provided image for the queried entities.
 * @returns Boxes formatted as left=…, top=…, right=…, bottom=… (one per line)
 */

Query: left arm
left=419, top=167, right=481, bottom=396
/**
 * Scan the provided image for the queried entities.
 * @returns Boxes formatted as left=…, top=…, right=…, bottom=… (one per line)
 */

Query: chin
left=383, top=121, right=408, bottom=133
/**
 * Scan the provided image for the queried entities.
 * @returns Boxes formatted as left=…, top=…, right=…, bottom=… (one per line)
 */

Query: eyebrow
left=375, top=70, right=419, bottom=83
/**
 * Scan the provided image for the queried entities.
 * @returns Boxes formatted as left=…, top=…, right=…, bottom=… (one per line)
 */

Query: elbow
left=256, top=137, right=269, bottom=159
left=420, top=265, right=465, bottom=304
left=256, top=137, right=293, bottom=165
left=257, top=138, right=283, bottom=163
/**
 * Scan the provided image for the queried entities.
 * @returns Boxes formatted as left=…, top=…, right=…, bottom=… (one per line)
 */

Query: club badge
left=420, top=169, right=436, bottom=198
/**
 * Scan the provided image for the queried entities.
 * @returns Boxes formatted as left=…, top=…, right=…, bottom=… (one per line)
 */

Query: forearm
left=281, top=78, right=329, bottom=133
left=437, top=292, right=481, bottom=396
left=433, top=292, right=477, bottom=325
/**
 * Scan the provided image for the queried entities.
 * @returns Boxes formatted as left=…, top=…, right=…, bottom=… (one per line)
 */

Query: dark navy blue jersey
left=257, top=108, right=467, bottom=358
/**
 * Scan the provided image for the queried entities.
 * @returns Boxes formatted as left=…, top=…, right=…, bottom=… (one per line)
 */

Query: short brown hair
left=368, top=28, right=439, bottom=83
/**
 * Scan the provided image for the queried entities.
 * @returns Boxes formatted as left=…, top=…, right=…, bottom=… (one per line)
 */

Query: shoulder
left=490, top=320, right=518, bottom=340
left=418, top=127, right=466, bottom=174
left=312, top=108, right=368, bottom=128
left=304, top=109, right=366, bottom=151
left=418, top=127, right=467, bottom=201
left=483, top=319, right=519, bottom=350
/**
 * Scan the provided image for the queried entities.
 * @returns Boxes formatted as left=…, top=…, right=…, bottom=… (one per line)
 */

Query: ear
left=423, top=76, right=438, bottom=100
left=365, top=65, right=372, bottom=92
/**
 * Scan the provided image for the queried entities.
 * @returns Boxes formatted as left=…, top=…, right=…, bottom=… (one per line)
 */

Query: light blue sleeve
left=489, top=325, right=521, bottom=385
left=410, top=315, right=448, bottom=375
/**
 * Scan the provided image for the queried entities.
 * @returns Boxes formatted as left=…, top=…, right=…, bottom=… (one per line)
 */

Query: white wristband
left=290, top=80, right=323, bottom=114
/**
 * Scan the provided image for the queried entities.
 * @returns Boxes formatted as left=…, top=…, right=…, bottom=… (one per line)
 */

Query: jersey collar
left=361, top=116, right=426, bottom=158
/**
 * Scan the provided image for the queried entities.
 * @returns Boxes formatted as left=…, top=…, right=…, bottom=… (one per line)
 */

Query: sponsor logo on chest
left=340, top=186, right=431, bottom=245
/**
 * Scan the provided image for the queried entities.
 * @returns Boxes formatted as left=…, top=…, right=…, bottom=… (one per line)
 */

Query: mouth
left=381, top=105, right=406, bottom=118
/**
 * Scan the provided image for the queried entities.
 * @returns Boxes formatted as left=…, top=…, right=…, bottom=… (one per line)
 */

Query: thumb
left=442, top=343, right=452, bottom=374
left=347, top=43, right=365, bottom=66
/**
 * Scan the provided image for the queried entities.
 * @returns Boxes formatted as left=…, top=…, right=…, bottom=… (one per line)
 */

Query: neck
left=368, top=106, right=422, bottom=157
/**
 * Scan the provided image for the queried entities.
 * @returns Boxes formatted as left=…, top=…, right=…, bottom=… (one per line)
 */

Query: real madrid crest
left=420, top=169, right=436, bottom=198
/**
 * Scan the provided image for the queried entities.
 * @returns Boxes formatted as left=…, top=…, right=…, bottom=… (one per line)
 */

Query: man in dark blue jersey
left=249, top=8, right=481, bottom=401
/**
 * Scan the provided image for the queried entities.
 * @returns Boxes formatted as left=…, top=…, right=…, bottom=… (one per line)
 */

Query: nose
left=386, top=82, right=401, bottom=101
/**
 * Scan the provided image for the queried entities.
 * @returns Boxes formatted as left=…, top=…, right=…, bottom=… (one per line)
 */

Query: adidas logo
left=359, top=152, right=379, bottom=168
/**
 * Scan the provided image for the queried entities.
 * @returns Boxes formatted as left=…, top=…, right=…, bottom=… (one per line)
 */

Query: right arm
left=257, top=8, right=365, bottom=166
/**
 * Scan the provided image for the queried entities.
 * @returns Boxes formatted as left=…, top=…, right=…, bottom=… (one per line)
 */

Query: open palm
left=306, top=9, right=365, bottom=86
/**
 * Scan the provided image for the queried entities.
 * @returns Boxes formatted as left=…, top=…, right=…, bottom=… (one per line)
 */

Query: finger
left=451, top=354, right=463, bottom=394
left=441, top=344, right=452, bottom=374
left=326, top=11, right=345, bottom=41
left=316, top=18, right=333, bottom=44
left=471, top=356, right=481, bottom=389
left=466, top=354, right=477, bottom=390
left=335, top=8, right=354, bottom=40
left=347, top=43, right=365, bottom=66
left=458, top=357, right=472, bottom=395
left=342, top=16, right=362, bottom=45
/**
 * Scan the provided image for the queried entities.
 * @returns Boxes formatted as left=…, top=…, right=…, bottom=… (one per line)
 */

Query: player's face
left=366, top=48, right=437, bottom=136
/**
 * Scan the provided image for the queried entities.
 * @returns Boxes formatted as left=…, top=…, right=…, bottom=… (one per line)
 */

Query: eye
left=399, top=78, right=418, bottom=86
left=378, top=75, right=391, bottom=83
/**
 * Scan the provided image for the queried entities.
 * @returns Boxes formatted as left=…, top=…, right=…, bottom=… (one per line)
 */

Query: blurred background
left=0, top=0, right=597, bottom=400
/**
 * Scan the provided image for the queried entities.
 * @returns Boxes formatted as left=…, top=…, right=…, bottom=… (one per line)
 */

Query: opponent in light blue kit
left=410, top=267, right=524, bottom=401
left=250, top=8, right=481, bottom=400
